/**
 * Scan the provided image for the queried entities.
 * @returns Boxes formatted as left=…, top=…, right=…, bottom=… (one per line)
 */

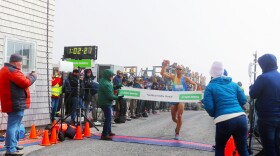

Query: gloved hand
left=118, top=95, right=124, bottom=100
left=116, top=83, right=123, bottom=89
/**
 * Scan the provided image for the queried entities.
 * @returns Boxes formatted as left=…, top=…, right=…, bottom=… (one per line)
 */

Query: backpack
left=91, top=82, right=99, bottom=96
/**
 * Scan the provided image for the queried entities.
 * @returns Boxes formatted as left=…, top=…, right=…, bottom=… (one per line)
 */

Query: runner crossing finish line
left=118, top=87, right=203, bottom=103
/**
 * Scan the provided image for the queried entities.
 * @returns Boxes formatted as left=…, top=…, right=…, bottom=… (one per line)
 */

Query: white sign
left=59, top=60, right=74, bottom=72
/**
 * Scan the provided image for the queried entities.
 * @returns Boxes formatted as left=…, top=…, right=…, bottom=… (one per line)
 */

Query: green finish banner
left=67, top=59, right=92, bottom=68
left=179, top=94, right=202, bottom=100
left=118, top=90, right=141, bottom=97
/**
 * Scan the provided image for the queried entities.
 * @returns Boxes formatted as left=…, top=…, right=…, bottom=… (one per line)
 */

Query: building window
left=5, top=39, right=36, bottom=74
left=5, top=38, right=36, bottom=93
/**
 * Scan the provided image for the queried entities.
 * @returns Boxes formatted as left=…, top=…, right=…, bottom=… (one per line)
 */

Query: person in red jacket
left=0, top=54, right=37, bottom=156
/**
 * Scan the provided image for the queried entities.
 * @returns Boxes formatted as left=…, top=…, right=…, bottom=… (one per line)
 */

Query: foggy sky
left=53, top=0, right=280, bottom=94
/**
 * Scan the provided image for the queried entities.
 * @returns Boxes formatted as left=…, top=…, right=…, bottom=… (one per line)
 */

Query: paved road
left=2, top=111, right=216, bottom=156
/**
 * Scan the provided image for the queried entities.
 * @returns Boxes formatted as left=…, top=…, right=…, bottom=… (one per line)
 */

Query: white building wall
left=0, top=0, right=55, bottom=129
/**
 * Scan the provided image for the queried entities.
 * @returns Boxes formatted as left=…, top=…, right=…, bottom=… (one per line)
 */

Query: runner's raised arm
left=160, top=60, right=174, bottom=80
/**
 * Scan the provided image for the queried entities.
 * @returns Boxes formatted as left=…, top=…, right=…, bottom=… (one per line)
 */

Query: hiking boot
left=142, top=112, right=148, bottom=117
left=5, top=150, right=24, bottom=156
left=100, top=135, right=112, bottom=141
left=130, top=116, right=137, bottom=119
left=16, top=146, right=24, bottom=150
left=109, top=132, right=115, bottom=136
left=114, top=118, right=121, bottom=123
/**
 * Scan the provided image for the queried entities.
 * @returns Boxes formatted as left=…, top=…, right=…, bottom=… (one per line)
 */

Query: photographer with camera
left=98, top=69, right=123, bottom=140
left=0, top=54, right=37, bottom=156
left=68, top=69, right=85, bottom=125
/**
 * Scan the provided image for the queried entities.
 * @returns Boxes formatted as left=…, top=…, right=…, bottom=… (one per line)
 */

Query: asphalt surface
left=1, top=111, right=216, bottom=156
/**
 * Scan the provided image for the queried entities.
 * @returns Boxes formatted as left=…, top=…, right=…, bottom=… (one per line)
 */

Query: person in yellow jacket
left=51, top=69, right=62, bottom=121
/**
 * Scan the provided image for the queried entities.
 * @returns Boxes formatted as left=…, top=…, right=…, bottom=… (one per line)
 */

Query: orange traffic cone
left=52, top=120, right=60, bottom=131
left=74, top=125, right=83, bottom=140
left=50, top=128, right=58, bottom=144
left=52, top=120, right=57, bottom=126
left=232, top=140, right=240, bottom=156
left=83, top=122, right=91, bottom=137
left=225, top=136, right=239, bottom=156
left=41, top=130, right=51, bottom=146
left=29, top=124, right=38, bottom=139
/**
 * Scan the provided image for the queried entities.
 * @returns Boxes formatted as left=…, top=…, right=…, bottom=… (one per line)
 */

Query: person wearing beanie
left=9, top=53, right=23, bottom=62
left=0, top=54, right=37, bottom=156
left=161, top=59, right=197, bottom=140
left=209, top=61, right=228, bottom=80
left=249, top=54, right=280, bottom=156
left=203, top=61, right=249, bottom=156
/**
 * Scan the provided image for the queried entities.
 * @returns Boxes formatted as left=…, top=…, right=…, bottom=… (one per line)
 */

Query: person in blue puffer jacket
left=249, top=53, right=280, bottom=156
left=203, top=61, right=249, bottom=156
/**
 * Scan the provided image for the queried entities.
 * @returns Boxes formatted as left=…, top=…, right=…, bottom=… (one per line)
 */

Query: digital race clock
left=64, top=46, right=98, bottom=60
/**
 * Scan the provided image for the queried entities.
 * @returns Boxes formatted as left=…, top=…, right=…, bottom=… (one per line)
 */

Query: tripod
left=247, top=99, right=262, bottom=155
left=54, top=71, right=99, bottom=135
left=247, top=52, right=263, bottom=155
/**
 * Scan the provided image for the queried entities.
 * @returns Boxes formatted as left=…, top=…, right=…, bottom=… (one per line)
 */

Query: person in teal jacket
left=203, top=61, right=249, bottom=156
left=98, top=69, right=123, bottom=140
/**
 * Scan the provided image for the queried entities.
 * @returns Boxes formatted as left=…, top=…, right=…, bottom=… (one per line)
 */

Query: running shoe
left=175, top=134, right=180, bottom=140
left=94, top=121, right=102, bottom=126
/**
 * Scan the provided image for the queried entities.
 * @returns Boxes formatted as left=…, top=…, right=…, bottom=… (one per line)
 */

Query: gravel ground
left=1, top=111, right=216, bottom=156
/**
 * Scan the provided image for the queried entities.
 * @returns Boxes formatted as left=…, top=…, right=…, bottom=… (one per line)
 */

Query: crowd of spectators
left=51, top=67, right=206, bottom=125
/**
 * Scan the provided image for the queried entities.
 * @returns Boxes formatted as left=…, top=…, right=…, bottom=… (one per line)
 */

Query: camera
left=30, top=71, right=36, bottom=75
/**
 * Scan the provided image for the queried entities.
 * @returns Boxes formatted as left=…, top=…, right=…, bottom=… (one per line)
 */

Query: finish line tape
left=119, top=87, right=203, bottom=102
